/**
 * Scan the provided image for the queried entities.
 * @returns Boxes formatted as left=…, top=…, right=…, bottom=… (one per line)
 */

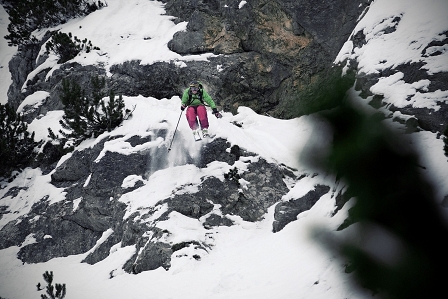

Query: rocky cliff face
left=163, top=0, right=372, bottom=117
left=0, top=132, right=326, bottom=273
left=7, top=0, right=371, bottom=119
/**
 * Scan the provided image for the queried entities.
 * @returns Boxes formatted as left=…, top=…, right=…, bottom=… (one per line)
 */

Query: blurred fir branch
left=0, top=103, right=39, bottom=179
left=305, top=86, right=448, bottom=299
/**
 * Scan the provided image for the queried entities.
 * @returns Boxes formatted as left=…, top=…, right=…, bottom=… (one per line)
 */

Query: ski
left=193, top=130, right=202, bottom=141
left=201, top=129, right=210, bottom=138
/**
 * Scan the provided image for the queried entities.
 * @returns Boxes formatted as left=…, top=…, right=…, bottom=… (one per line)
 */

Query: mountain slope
left=0, top=0, right=448, bottom=299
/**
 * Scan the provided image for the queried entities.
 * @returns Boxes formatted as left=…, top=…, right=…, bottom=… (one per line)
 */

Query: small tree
left=45, top=31, right=100, bottom=63
left=87, top=76, right=126, bottom=135
left=4, top=0, right=106, bottom=46
left=57, top=78, right=90, bottom=144
left=0, top=103, right=38, bottom=178
left=37, top=271, right=66, bottom=299
left=49, top=77, right=133, bottom=147
left=224, top=167, right=241, bottom=186
left=88, top=90, right=126, bottom=136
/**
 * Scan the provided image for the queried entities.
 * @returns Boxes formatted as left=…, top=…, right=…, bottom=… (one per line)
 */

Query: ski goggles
left=190, top=87, right=199, bottom=91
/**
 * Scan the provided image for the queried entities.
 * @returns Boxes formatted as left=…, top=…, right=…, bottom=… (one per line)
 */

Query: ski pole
left=168, top=110, right=183, bottom=151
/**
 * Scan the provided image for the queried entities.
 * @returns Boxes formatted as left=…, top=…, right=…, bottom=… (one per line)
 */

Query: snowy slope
left=1, top=94, right=355, bottom=299
left=1, top=0, right=448, bottom=299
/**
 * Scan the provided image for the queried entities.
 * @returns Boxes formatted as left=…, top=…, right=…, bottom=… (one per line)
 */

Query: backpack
left=187, top=82, right=205, bottom=105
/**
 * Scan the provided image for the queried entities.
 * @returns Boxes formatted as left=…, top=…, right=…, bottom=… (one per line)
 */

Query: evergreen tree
left=51, top=77, right=132, bottom=147
left=45, top=31, right=100, bottom=64
left=58, top=78, right=90, bottom=144
left=0, top=103, right=38, bottom=178
left=45, top=32, right=81, bottom=64
left=88, top=90, right=126, bottom=137
left=37, top=271, right=66, bottom=299
left=3, top=0, right=105, bottom=46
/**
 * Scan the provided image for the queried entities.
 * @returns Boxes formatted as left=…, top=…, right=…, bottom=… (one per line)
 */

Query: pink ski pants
left=186, top=105, right=209, bottom=130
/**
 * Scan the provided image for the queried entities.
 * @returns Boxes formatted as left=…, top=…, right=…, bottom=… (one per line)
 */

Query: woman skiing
left=181, top=81, right=222, bottom=138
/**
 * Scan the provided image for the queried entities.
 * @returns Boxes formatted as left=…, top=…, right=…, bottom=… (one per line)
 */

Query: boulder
left=273, top=184, right=331, bottom=232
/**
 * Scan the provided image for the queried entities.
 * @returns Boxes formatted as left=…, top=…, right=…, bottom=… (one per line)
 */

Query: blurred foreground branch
left=304, top=91, right=448, bottom=299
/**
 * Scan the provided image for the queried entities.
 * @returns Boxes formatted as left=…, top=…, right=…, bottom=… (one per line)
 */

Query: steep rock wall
left=162, top=0, right=371, bottom=117
left=7, top=0, right=370, bottom=119
left=0, top=134, right=327, bottom=272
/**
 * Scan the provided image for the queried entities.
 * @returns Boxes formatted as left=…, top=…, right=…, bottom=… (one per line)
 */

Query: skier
left=181, top=81, right=222, bottom=139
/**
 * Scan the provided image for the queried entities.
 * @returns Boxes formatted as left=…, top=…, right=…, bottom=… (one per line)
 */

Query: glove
left=212, top=108, right=222, bottom=118
left=181, top=104, right=186, bottom=111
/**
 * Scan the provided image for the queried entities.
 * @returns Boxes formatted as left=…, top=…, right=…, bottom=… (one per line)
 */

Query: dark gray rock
left=63, top=196, right=120, bottom=232
left=17, top=221, right=101, bottom=263
left=125, top=241, right=173, bottom=273
left=117, top=150, right=294, bottom=272
left=122, top=225, right=174, bottom=273
left=45, top=62, right=108, bottom=108
left=5, top=191, right=126, bottom=264
left=169, top=29, right=208, bottom=55
left=0, top=213, right=33, bottom=250
left=273, top=184, right=331, bottom=232
left=391, top=105, right=448, bottom=134
left=86, top=151, right=148, bottom=197
left=109, top=61, right=181, bottom=99
left=279, top=0, right=374, bottom=59
left=8, top=42, right=41, bottom=110
left=197, top=137, right=255, bottom=167
left=203, top=214, right=234, bottom=229
left=82, top=231, right=122, bottom=265
left=2, top=199, right=104, bottom=263
left=180, top=157, right=291, bottom=222
left=120, top=220, right=146, bottom=247
left=17, top=61, right=108, bottom=123
left=165, top=194, right=215, bottom=219
left=0, top=134, right=149, bottom=264
left=0, top=120, right=307, bottom=272
left=51, top=150, right=92, bottom=182
left=0, top=206, right=7, bottom=221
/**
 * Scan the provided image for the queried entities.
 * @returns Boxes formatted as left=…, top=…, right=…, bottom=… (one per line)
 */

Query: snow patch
left=17, top=91, right=50, bottom=114
left=239, top=1, right=247, bottom=9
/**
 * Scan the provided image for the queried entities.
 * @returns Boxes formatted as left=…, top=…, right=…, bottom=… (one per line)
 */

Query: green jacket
left=181, top=87, right=217, bottom=109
